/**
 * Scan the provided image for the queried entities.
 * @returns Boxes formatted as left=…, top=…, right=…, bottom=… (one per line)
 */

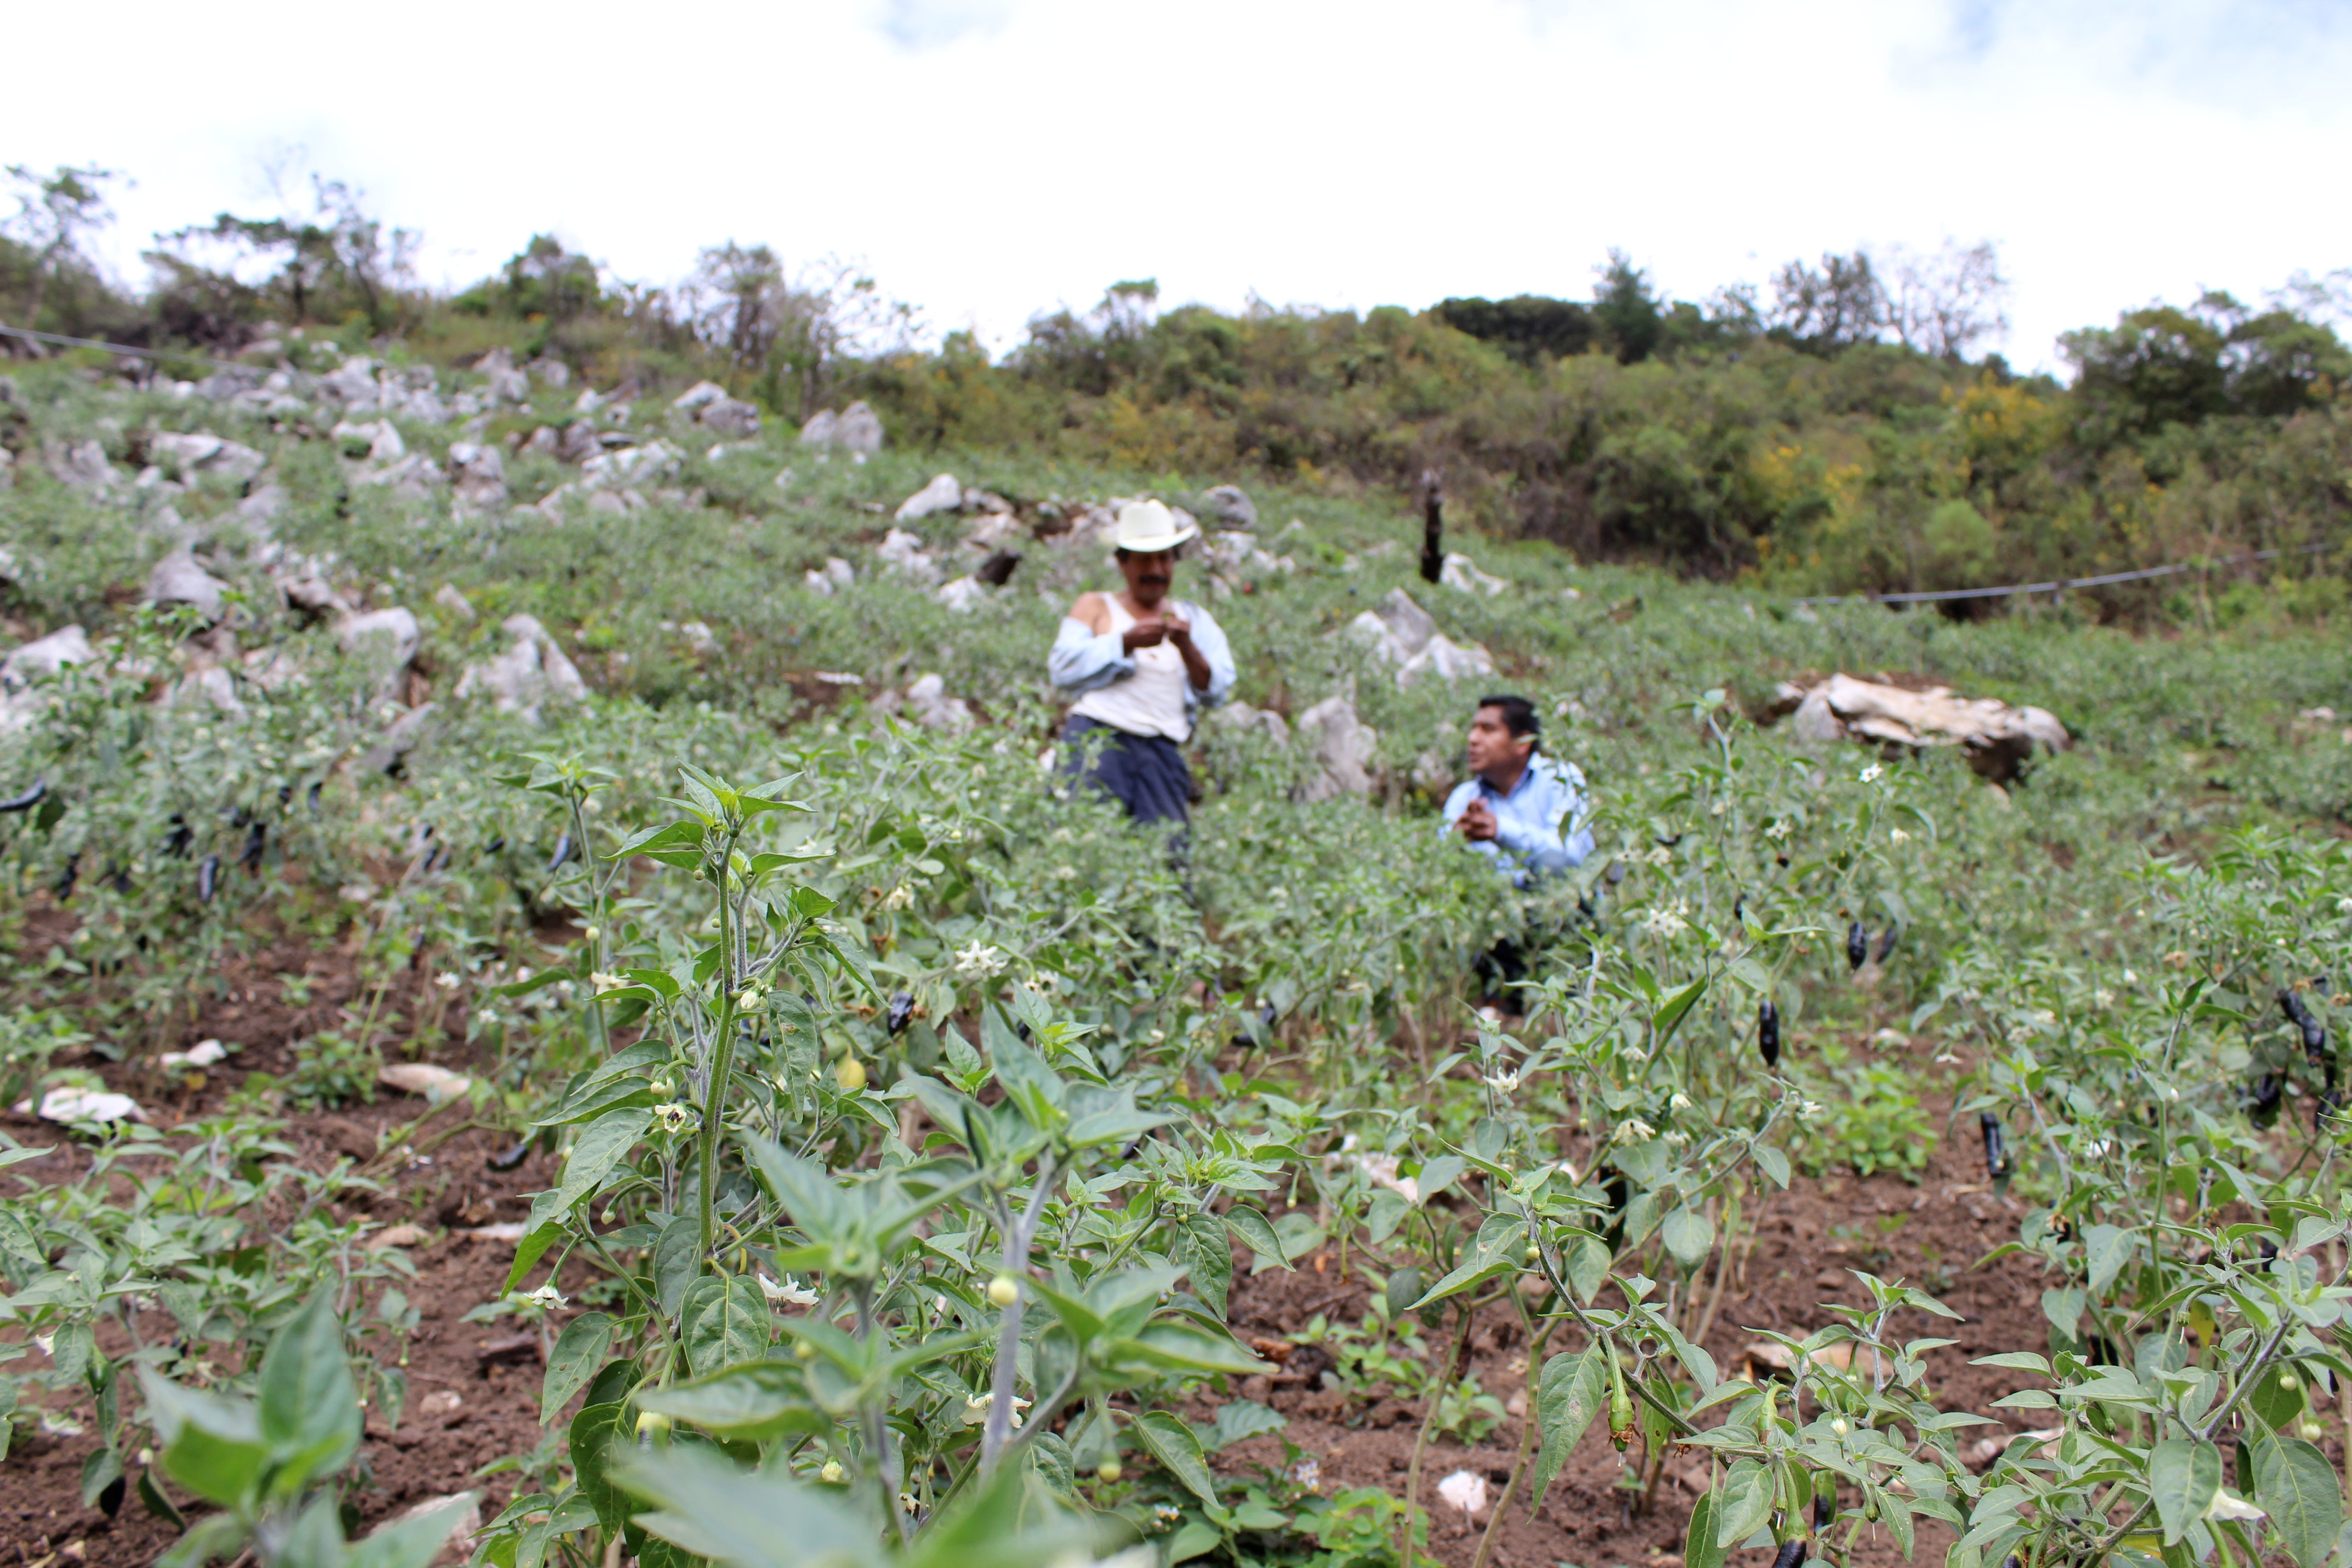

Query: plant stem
left=1471, top=1315, right=1559, bottom=1568
left=1401, top=1303, right=1476, bottom=1568
left=696, top=826, right=746, bottom=1265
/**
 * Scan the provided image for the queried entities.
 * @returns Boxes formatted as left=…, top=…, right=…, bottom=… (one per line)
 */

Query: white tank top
left=1071, top=597, right=1194, bottom=742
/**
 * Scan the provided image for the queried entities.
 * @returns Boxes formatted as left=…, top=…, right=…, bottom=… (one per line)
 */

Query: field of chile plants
left=8, top=342, right=2352, bottom=1568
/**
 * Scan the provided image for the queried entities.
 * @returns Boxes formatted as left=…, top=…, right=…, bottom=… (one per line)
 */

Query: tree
left=1592, top=250, right=1664, bottom=363
left=159, top=176, right=415, bottom=329
left=3, top=162, right=120, bottom=333
left=1766, top=251, right=1887, bottom=353
left=687, top=242, right=787, bottom=370
left=1883, top=240, right=2010, bottom=361
left=1429, top=294, right=1596, bottom=366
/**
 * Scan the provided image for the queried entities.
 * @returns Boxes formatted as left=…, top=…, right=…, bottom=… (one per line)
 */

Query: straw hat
left=1113, top=499, right=1198, bottom=553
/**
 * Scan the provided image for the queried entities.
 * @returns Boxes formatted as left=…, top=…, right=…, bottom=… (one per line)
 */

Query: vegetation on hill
left=6, top=164, right=2347, bottom=604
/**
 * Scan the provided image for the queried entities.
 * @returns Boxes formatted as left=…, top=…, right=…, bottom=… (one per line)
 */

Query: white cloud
left=3, top=0, right=2345, bottom=372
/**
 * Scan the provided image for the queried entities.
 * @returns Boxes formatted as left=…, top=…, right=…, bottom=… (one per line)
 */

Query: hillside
left=5, top=203, right=2352, bottom=1568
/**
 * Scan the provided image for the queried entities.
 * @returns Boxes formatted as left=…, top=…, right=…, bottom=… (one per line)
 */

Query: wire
left=1793, top=541, right=2333, bottom=607
left=0, top=321, right=258, bottom=373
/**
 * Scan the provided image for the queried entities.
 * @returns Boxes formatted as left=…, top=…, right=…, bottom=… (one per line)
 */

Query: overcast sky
left=8, top=0, right=2348, bottom=372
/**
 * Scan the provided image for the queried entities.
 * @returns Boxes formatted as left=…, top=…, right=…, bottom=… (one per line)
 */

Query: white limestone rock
left=148, top=552, right=230, bottom=622
left=1295, top=692, right=1380, bottom=802
left=896, top=473, right=964, bottom=522
left=1439, top=552, right=1508, bottom=597
left=339, top=608, right=421, bottom=671
left=2, top=625, right=94, bottom=691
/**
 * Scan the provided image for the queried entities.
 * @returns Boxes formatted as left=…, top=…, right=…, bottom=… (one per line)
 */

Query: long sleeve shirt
left=1048, top=599, right=1235, bottom=731
left=1441, top=755, right=1596, bottom=887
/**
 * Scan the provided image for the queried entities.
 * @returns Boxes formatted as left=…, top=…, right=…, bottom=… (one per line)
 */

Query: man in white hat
left=1047, top=499, right=1236, bottom=826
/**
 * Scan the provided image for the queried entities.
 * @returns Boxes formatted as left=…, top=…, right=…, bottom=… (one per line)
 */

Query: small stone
left=378, top=1062, right=471, bottom=1100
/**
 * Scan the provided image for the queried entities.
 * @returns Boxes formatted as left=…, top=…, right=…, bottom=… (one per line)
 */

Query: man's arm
left=1490, top=763, right=1592, bottom=873
left=1048, top=598, right=1134, bottom=695
left=1168, top=602, right=1237, bottom=705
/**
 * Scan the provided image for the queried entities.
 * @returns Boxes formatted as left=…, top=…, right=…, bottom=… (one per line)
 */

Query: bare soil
left=0, top=949, right=2171, bottom=1568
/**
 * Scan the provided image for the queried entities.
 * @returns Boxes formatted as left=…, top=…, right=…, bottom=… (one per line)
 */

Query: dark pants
left=1475, top=940, right=1527, bottom=1008
left=1061, top=715, right=1193, bottom=825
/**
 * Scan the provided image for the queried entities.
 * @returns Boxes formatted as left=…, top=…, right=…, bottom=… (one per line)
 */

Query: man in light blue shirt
left=1442, top=694, right=1595, bottom=886
left=1443, top=694, right=1595, bottom=1012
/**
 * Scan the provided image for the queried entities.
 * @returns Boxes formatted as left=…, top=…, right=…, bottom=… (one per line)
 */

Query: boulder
left=835, top=400, right=884, bottom=455
left=558, top=421, right=606, bottom=464
left=279, top=568, right=351, bottom=620
left=151, top=430, right=265, bottom=484
left=473, top=347, right=530, bottom=403
left=148, top=552, right=230, bottom=622
left=896, top=473, right=964, bottom=522
left=527, top=357, right=573, bottom=389
left=1211, top=700, right=1291, bottom=746
left=448, top=442, right=510, bottom=511
left=699, top=397, right=761, bottom=438
left=876, top=528, right=943, bottom=584
left=339, top=608, right=422, bottom=671
left=797, top=409, right=838, bottom=446
left=435, top=583, right=479, bottom=622
left=320, top=358, right=383, bottom=408
left=50, top=439, right=121, bottom=492
left=1439, top=552, right=1508, bottom=597
left=2, top=625, right=94, bottom=690
left=238, top=484, right=286, bottom=524
left=1398, top=634, right=1496, bottom=688
left=1200, top=484, right=1258, bottom=529
left=582, top=439, right=682, bottom=490
left=906, top=673, right=973, bottom=733
left=1772, top=672, right=2069, bottom=782
left=454, top=615, right=588, bottom=721
left=803, top=557, right=854, bottom=596
left=363, top=701, right=439, bottom=774
left=936, top=576, right=987, bottom=613
left=521, top=425, right=561, bottom=456
left=1295, top=692, right=1380, bottom=802
left=1347, top=588, right=1438, bottom=665
left=335, top=419, right=406, bottom=462
left=673, top=380, right=726, bottom=413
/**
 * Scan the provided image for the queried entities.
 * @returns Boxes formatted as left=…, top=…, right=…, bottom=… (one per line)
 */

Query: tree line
left=4, top=162, right=2347, bottom=612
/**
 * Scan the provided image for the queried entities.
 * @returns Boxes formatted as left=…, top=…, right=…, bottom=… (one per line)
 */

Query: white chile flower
left=1766, top=818, right=1793, bottom=840
left=1638, top=904, right=1689, bottom=939
left=590, top=971, right=627, bottom=992
left=2207, top=1490, right=2265, bottom=1522
left=1889, top=828, right=1911, bottom=843
left=1613, top=1118, right=1656, bottom=1144
left=519, top=1284, right=568, bottom=1311
left=757, top=1273, right=821, bottom=1306
left=1482, top=1068, right=1521, bottom=1093
left=954, top=941, right=1006, bottom=979
left=654, top=1102, right=696, bottom=1133
left=1669, top=1092, right=1694, bottom=1113
left=1645, top=845, right=1674, bottom=866
left=881, top=884, right=914, bottom=911
left=1798, top=1099, right=1824, bottom=1123
left=1859, top=764, right=1884, bottom=783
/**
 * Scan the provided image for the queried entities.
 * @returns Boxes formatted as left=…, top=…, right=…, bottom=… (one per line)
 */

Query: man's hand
left=1457, top=799, right=1499, bottom=842
left=1121, top=615, right=1170, bottom=653
left=1160, top=612, right=1193, bottom=648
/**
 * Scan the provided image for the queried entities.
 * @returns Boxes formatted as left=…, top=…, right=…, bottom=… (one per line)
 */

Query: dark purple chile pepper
left=0, top=778, right=45, bottom=813
left=198, top=854, right=220, bottom=903
left=1846, top=922, right=1867, bottom=971
left=1980, top=1112, right=2011, bottom=1179
left=1758, top=998, right=1780, bottom=1068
